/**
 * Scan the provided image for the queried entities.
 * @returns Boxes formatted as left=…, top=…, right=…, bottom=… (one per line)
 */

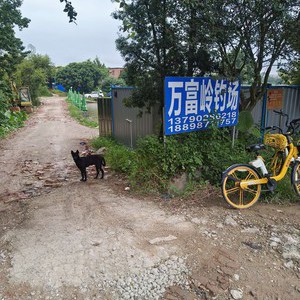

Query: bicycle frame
left=221, top=112, right=300, bottom=209
left=240, top=142, right=298, bottom=189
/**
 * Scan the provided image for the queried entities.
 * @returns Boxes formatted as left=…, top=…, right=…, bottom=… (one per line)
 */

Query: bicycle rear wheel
left=221, top=164, right=262, bottom=209
left=291, top=161, right=300, bottom=196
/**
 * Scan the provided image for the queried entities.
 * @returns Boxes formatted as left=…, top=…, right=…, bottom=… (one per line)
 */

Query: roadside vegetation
left=67, top=99, right=98, bottom=128
left=0, top=96, right=28, bottom=138
left=90, top=129, right=299, bottom=203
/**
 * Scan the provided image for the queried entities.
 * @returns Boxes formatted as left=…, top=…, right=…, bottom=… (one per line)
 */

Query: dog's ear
left=76, top=150, right=79, bottom=154
left=71, top=150, right=74, bottom=154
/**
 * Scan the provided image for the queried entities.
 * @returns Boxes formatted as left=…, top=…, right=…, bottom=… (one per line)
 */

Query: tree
left=203, top=0, right=299, bottom=110
left=101, top=76, right=126, bottom=95
left=279, top=21, right=300, bottom=85
left=92, top=56, right=109, bottom=79
left=113, top=0, right=214, bottom=112
left=55, top=61, right=103, bottom=93
left=59, top=0, right=77, bottom=23
left=0, top=0, right=30, bottom=100
left=280, top=60, right=300, bottom=85
left=14, top=54, right=55, bottom=105
left=114, top=0, right=299, bottom=114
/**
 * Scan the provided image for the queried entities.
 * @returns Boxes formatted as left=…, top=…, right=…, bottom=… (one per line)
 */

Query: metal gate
left=97, top=97, right=112, bottom=136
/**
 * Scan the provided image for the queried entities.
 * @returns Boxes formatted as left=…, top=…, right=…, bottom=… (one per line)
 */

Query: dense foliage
left=205, top=0, right=299, bottom=110
left=114, top=0, right=214, bottom=112
left=0, top=108, right=28, bottom=138
left=279, top=23, right=300, bottom=85
left=0, top=0, right=30, bottom=81
left=0, top=0, right=30, bottom=137
left=14, top=54, right=55, bottom=105
left=56, top=61, right=104, bottom=93
left=56, top=59, right=126, bottom=94
left=92, top=128, right=253, bottom=192
left=114, top=0, right=299, bottom=113
left=91, top=129, right=298, bottom=202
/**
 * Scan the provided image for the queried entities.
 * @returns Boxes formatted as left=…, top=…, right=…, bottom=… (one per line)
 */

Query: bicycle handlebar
left=287, top=118, right=300, bottom=135
left=265, top=110, right=300, bottom=135
left=264, top=126, right=283, bottom=134
left=273, top=110, right=289, bottom=128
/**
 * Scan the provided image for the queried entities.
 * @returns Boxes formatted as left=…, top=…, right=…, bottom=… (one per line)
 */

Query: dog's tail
left=102, top=157, right=106, bottom=166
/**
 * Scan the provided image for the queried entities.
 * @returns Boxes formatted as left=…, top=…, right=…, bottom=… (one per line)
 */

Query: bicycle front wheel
left=221, top=164, right=262, bottom=209
left=291, top=161, right=300, bottom=196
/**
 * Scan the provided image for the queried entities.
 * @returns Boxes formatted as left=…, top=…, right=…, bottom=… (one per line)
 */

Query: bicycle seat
left=246, top=143, right=266, bottom=152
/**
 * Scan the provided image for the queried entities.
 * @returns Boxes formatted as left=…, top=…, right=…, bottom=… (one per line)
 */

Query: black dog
left=71, top=150, right=106, bottom=181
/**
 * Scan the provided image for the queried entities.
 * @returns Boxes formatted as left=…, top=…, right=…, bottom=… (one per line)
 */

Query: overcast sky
left=16, top=0, right=125, bottom=67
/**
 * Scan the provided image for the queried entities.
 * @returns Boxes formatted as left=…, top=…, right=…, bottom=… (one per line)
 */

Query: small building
left=109, top=67, right=124, bottom=79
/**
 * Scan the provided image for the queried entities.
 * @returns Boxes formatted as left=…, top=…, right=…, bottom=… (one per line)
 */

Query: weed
left=67, top=99, right=98, bottom=128
left=0, top=110, right=28, bottom=138
left=90, top=128, right=300, bottom=205
left=91, top=136, right=137, bottom=173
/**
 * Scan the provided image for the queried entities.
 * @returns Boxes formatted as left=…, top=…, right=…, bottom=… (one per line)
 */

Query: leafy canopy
left=56, top=60, right=105, bottom=93
left=0, top=0, right=30, bottom=79
left=14, top=54, right=55, bottom=105
left=204, top=0, right=299, bottom=110
left=114, top=0, right=299, bottom=113
left=114, top=0, right=214, bottom=111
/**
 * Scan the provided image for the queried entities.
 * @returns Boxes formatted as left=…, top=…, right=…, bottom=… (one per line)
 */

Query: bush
left=0, top=110, right=28, bottom=138
left=38, top=86, right=52, bottom=97
left=91, top=136, right=137, bottom=173
left=92, top=127, right=298, bottom=204
left=91, top=128, right=252, bottom=193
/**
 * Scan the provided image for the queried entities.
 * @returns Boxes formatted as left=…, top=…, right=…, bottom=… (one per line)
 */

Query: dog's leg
left=95, top=164, right=99, bottom=179
left=100, top=166, right=104, bottom=179
left=80, top=169, right=85, bottom=181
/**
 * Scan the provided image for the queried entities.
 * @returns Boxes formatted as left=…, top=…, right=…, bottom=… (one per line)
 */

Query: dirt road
left=0, top=96, right=299, bottom=300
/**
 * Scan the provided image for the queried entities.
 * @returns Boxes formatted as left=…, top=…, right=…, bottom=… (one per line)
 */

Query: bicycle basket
left=264, top=134, right=288, bottom=150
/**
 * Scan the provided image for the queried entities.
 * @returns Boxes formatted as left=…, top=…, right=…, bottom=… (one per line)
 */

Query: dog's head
left=71, top=150, right=80, bottom=160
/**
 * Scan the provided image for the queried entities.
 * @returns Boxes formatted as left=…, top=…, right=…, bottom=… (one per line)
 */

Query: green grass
left=67, top=99, right=98, bottom=128
left=52, top=89, right=67, bottom=97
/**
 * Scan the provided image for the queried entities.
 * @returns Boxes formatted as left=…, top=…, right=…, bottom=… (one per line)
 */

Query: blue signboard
left=164, top=77, right=240, bottom=135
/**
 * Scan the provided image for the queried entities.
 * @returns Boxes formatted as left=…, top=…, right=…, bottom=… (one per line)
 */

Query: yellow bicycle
left=221, top=115, right=300, bottom=209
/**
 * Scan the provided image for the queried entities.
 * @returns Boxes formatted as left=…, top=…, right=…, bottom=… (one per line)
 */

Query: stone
left=233, top=274, right=240, bottom=281
left=191, top=217, right=208, bottom=225
left=149, top=235, right=177, bottom=245
left=230, top=289, right=243, bottom=299
left=282, top=247, right=300, bottom=260
left=270, top=237, right=281, bottom=243
left=284, top=261, right=294, bottom=269
left=96, top=147, right=106, bottom=155
left=241, top=227, right=259, bottom=234
left=270, top=242, right=278, bottom=248
left=225, top=216, right=238, bottom=227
